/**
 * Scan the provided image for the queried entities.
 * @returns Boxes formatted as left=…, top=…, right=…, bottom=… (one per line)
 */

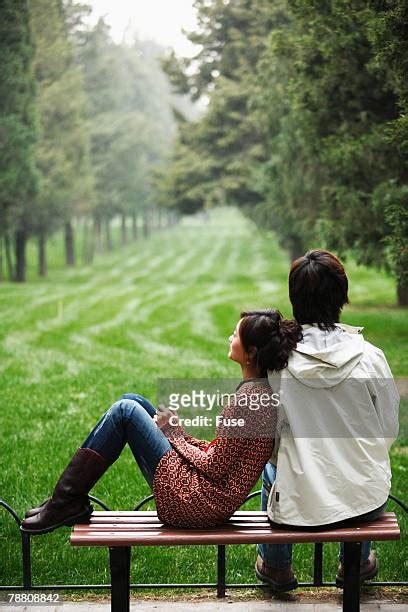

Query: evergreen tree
left=268, top=0, right=405, bottom=302
left=0, top=0, right=39, bottom=281
left=161, top=0, right=407, bottom=303
left=30, top=0, right=95, bottom=273
left=255, top=0, right=407, bottom=302
left=367, top=0, right=408, bottom=304
left=78, top=20, right=175, bottom=251
left=160, top=0, right=283, bottom=214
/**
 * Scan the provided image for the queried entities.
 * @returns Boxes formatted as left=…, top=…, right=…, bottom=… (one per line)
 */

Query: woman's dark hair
left=239, top=309, right=302, bottom=374
left=289, top=249, right=349, bottom=330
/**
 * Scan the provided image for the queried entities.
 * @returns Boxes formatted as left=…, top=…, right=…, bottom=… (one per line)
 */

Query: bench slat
left=73, top=522, right=399, bottom=532
left=86, top=511, right=398, bottom=524
left=86, top=516, right=269, bottom=525
left=91, top=510, right=266, bottom=516
left=70, top=512, right=399, bottom=547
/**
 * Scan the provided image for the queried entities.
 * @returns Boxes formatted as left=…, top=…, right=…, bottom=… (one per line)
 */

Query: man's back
left=267, top=323, right=399, bottom=526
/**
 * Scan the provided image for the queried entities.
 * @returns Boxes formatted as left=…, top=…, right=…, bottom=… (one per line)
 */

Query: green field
left=0, top=207, right=406, bottom=591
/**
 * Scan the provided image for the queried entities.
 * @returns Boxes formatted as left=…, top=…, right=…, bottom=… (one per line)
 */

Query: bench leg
left=109, top=546, right=131, bottom=612
left=217, top=544, right=226, bottom=597
left=343, top=542, right=361, bottom=612
left=313, top=543, right=323, bottom=586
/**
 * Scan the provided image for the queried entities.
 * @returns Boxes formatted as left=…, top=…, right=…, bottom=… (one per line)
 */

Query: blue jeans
left=81, top=393, right=172, bottom=487
left=257, top=463, right=386, bottom=568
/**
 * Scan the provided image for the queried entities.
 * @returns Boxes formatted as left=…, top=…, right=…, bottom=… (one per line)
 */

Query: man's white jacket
left=267, top=323, right=399, bottom=526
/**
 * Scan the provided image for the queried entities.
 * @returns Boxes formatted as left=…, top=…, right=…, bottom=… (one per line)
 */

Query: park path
left=1, top=599, right=406, bottom=611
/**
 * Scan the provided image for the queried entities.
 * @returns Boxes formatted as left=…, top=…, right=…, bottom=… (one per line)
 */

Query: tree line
left=0, top=0, right=181, bottom=281
left=159, top=0, right=408, bottom=305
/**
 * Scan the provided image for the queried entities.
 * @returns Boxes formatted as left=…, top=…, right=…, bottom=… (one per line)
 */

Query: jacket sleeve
left=367, top=349, right=400, bottom=449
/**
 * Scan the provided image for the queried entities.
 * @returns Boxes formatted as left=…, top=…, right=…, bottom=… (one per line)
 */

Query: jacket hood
left=285, top=323, right=365, bottom=388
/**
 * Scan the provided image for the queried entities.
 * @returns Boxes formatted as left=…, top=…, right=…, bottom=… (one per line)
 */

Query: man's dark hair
left=289, top=249, right=349, bottom=330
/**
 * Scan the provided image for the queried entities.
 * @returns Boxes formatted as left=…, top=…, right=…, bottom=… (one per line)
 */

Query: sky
left=86, top=0, right=199, bottom=56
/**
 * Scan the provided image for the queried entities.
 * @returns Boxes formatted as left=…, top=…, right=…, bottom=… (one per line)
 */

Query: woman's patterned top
left=152, top=380, right=277, bottom=528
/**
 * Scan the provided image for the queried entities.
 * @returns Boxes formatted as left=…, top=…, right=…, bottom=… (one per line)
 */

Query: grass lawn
left=0, top=207, right=406, bottom=592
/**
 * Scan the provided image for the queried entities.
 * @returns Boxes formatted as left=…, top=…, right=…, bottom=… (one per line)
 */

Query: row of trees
left=160, top=0, right=408, bottom=305
left=0, top=0, right=180, bottom=281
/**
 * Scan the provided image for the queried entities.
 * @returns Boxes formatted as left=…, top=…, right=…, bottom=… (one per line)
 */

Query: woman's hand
left=156, top=404, right=178, bottom=429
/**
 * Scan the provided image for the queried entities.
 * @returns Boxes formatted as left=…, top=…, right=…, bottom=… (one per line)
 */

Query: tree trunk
left=397, top=279, right=408, bottom=307
left=121, top=214, right=127, bottom=245
left=150, top=207, right=156, bottom=232
left=82, top=218, right=94, bottom=264
left=38, top=229, right=47, bottom=277
left=82, top=217, right=89, bottom=264
left=105, top=218, right=113, bottom=251
left=168, top=210, right=178, bottom=227
left=87, top=224, right=95, bottom=264
left=4, top=234, right=14, bottom=280
left=15, top=228, right=27, bottom=282
left=65, top=220, right=75, bottom=266
left=94, top=217, right=103, bottom=253
left=143, top=210, right=150, bottom=238
left=132, top=213, right=138, bottom=240
left=288, top=235, right=305, bottom=261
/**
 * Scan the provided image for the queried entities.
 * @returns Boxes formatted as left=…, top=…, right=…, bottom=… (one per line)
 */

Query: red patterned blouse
left=152, top=380, right=277, bottom=528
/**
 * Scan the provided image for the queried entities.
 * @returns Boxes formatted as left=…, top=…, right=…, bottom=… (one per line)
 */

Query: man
left=255, top=249, right=399, bottom=592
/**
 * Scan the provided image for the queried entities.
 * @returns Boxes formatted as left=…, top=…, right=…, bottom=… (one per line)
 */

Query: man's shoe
left=255, top=555, right=298, bottom=592
left=21, top=448, right=108, bottom=535
left=336, top=551, right=379, bottom=587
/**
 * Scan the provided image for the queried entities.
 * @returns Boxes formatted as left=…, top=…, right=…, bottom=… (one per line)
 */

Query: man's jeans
left=257, top=463, right=386, bottom=568
left=81, top=393, right=172, bottom=487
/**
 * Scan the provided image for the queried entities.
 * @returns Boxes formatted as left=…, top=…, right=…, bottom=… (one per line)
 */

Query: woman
left=21, top=309, right=302, bottom=534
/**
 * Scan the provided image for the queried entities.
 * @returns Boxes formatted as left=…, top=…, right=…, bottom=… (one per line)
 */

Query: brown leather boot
left=25, top=496, right=93, bottom=519
left=25, top=499, right=49, bottom=518
left=255, top=555, right=298, bottom=592
left=21, top=448, right=108, bottom=535
left=336, top=551, right=379, bottom=587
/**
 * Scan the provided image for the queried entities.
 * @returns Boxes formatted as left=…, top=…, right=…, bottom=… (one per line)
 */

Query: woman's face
left=228, top=319, right=247, bottom=365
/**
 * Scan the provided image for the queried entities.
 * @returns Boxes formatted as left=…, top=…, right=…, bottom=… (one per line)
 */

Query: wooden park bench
left=70, top=510, right=400, bottom=612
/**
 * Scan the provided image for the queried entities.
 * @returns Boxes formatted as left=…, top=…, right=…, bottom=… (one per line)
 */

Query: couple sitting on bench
left=21, top=249, right=399, bottom=593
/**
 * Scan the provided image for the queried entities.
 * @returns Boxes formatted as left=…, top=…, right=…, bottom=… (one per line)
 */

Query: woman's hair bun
left=239, top=309, right=302, bottom=372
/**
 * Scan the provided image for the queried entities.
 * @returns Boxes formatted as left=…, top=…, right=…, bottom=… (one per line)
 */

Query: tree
left=160, top=0, right=284, bottom=215
left=274, top=0, right=405, bottom=302
left=250, top=7, right=321, bottom=259
left=160, top=0, right=407, bottom=304
left=30, top=0, right=95, bottom=274
left=367, top=0, right=408, bottom=304
left=78, top=21, right=176, bottom=252
left=0, top=0, right=39, bottom=281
